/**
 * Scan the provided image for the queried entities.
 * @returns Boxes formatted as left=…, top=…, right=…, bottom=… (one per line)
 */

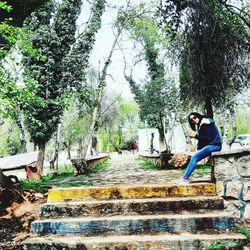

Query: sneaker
left=175, top=177, right=189, bottom=184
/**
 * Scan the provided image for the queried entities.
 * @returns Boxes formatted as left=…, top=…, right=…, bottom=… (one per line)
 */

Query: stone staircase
left=22, top=182, right=247, bottom=250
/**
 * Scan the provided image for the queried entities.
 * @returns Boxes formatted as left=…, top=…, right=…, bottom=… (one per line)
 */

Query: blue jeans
left=183, top=145, right=222, bottom=179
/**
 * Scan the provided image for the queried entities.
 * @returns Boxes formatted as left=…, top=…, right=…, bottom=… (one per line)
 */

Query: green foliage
left=235, top=111, right=250, bottom=135
left=0, top=0, right=50, bottom=26
left=99, top=98, right=140, bottom=152
left=0, top=2, right=43, bottom=119
left=120, top=6, right=180, bottom=138
left=160, top=0, right=249, bottom=112
left=61, top=98, right=92, bottom=152
left=99, top=131, right=109, bottom=152
left=237, top=227, right=250, bottom=242
left=224, top=107, right=250, bottom=137
left=0, top=1, right=12, bottom=12
left=22, top=0, right=106, bottom=150
left=88, top=160, right=108, bottom=173
left=6, top=125, right=21, bottom=155
left=192, top=164, right=211, bottom=177
left=137, top=157, right=159, bottom=170
left=20, top=160, right=108, bottom=192
left=179, top=50, right=191, bottom=107
left=20, top=168, right=74, bottom=193
left=0, top=120, right=22, bottom=156
left=62, top=0, right=106, bottom=93
left=205, top=240, right=241, bottom=250
left=22, top=0, right=79, bottom=145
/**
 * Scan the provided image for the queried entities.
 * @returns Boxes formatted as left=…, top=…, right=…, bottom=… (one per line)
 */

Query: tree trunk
left=222, top=109, right=230, bottom=148
left=159, top=127, right=166, bottom=153
left=205, top=98, right=213, bottom=118
left=36, top=141, right=45, bottom=176
left=63, top=141, right=72, bottom=159
left=16, top=113, right=27, bottom=153
left=78, top=139, right=83, bottom=158
left=49, top=124, right=61, bottom=170
left=227, top=106, right=237, bottom=148
left=161, top=117, right=171, bottom=153
left=82, top=29, right=122, bottom=158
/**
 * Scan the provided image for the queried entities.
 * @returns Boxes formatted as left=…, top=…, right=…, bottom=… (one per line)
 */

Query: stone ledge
left=212, top=148, right=250, bottom=156
left=71, top=153, right=110, bottom=175
left=139, top=152, right=160, bottom=158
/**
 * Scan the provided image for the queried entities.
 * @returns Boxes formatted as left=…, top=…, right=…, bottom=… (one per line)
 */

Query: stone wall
left=211, top=148, right=250, bottom=222
left=139, top=153, right=162, bottom=168
left=71, top=154, right=110, bottom=175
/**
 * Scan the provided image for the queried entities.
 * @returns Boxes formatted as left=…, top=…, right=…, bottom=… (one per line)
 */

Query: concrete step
left=22, top=232, right=247, bottom=250
left=40, top=196, right=224, bottom=218
left=47, top=182, right=217, bottom=202
left=31, top=212, right=235, bottom=236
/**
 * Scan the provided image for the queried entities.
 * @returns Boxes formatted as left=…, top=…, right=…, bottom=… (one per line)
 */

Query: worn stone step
left=31, top=212, right=235, bottom=236
left=22, top=232, right=247, bottom=250
left=40, top=196, right=224, bottom=218
left=47, top=182, right=216, bottom=202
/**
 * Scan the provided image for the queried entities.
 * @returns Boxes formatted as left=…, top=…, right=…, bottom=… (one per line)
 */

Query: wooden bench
left=0, top=151, right=40, bottom=181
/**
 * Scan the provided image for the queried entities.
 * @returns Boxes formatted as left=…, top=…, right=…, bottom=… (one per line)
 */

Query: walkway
left=51, top=152, right=211, bottom=188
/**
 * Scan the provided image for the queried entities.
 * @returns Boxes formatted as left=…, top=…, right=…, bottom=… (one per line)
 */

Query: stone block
left=225, top=180, right=243, bottom=199
left=237, top=155, right=250, bottom=177
left=224, top=200, right=243, bottom=219
left=216, top=181, right=225, bottom=196
left=243, top=203, right=250, bottom=222
left=228, top=156, right=235, bottom=163
left=47, top=183, right=217, bottom=202
left=242, top=181, right=250, bottom=201
left=213, top=158, right=239, bottom=180
left=30, top=213, right=235, bottom=235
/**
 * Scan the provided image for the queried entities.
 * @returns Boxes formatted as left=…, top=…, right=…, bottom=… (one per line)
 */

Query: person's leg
left=183, top=145, right=221, bottom=179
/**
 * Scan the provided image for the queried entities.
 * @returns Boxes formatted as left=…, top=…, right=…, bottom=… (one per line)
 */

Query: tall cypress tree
left=122, top=13, right=179, bottom=152
left=23, top=0, right=106, bottom=173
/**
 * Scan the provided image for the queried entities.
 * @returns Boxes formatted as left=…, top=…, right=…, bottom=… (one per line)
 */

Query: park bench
left=0, top=151, right=40, bottom=182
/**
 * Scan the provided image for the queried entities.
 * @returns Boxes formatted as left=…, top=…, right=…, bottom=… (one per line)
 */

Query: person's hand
left=188, top=132, right=196, bottom=138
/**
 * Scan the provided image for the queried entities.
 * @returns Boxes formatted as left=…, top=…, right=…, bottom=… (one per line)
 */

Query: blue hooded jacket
left=195, top=118, right=222, bottom=150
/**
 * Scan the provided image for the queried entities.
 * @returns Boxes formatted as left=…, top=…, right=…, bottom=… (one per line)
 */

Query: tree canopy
left=160, top=0, right=250, bottom=116
left=21, top=0, right=106, bottom=172
left=120, top=7, right=180, bottom=151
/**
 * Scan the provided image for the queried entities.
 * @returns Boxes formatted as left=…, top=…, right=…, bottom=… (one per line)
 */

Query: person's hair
left=188, top=112, right=206, bottom=131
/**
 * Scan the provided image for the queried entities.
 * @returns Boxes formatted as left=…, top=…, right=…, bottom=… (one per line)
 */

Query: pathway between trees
left=52, top=152, right=211, bottom=188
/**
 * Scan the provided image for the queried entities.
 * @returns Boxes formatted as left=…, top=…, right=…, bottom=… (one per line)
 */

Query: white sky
left=78, top=0, right=150, bottom=101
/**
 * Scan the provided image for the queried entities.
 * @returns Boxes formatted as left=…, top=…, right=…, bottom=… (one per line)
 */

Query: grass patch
left=193, top=164, right=211, bottom=177
left=20, top=167, right=74, bottom=193
left=20, top=160, right=109, bottom=192
left=88, top=160, right=109, bottom=174
left=237, top=227, right=250, bottom=243
left=205, top=240, right=241, bottom=250
left=136, top=157, right=159, bottom=170
left=55, top=178, right=94, bottom=188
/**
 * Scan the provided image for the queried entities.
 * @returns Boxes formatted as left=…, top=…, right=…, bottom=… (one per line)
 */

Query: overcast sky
left=78, top=0, right=150, bottom=101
